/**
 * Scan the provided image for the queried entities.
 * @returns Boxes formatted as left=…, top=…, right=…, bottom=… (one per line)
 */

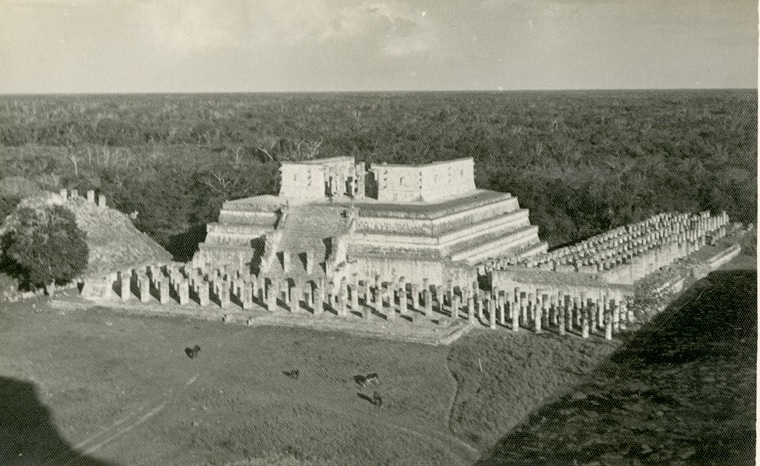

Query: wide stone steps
left=218, top=210, right=278, bottom=226
left=438, top=208, right=531, bottom=248
left=432, top=196, right=521, bottom=235
left=450, top=225, right=541, bottom=263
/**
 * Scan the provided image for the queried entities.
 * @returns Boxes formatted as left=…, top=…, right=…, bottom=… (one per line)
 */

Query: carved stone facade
left=370, top=158, right=476, bottom=203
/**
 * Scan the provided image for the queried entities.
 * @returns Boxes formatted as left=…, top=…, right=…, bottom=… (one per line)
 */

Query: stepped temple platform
left=194, top=156, right=547, bottom=289
left=79, top=155, right=741, bottom=344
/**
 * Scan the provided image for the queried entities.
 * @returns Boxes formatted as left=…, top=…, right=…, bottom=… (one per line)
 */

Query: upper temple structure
left=194, top=156, right=547, bottom=289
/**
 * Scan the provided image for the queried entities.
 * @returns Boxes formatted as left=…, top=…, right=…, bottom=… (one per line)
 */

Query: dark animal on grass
left=372, top=391, right=383, bottom=407
left=365, top=373, right=379, bottom=385
left=283, top=369, right=299, bottom=379
left=354, top=372, right=379, bottom=387
left=185, top=345, right=201, bottom=359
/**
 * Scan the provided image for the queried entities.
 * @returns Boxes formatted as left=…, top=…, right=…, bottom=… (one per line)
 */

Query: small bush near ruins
left=1, top=205, right=88, bottom=293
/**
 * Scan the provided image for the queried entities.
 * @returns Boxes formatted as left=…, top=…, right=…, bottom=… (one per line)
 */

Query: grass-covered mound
left=476, top=267, right=756, bottom=465
left=3, top=192, right=171, bottom=278
left=447, top=330, right=620, bottom=450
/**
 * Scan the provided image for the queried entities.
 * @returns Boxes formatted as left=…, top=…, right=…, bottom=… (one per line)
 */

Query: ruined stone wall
left=279, top=164, right=326, bottom=200
left=349, top=256, right=475, bottom=289
left=491, top=270, right=631, bottom=304
left=372, top=158, right=476, bottom=203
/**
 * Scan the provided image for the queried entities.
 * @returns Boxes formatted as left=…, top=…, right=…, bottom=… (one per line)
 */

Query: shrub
left=2, top=205, right=88, bottom=293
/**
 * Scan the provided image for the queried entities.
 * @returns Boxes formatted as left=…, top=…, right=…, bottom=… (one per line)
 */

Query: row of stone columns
left=107, top=264, right=628, bottom=341
left=59, top=188, right=107, bottom=208
left=476, top=286, right=630, bottom=340
left=485, top=210, right=730, bottom=275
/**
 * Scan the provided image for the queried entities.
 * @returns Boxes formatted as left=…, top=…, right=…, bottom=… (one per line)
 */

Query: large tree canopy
left=2, top=205, right=88, bottom=289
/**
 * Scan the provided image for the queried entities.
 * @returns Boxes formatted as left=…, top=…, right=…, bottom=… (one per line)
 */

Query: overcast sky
left=1, top=0, right=757, bottom=93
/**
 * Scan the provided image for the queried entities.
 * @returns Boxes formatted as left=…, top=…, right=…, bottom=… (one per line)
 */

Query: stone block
left=266, top=282, right=277, bottom=312
left=159, top=280, right=170, bottom=304
left=242, top=282, right=254, bottom=310
left=219, top=284, right=230, bottom=309
left=452, top=294, right=461, bottom=320
left=423, top=289, right=432, bottom=317
left=139, top=276, right=150, bottom=303
left=198, top=281, right=209, bottom=306
left=119, top=271, right=131, bottom=301
left=313, top=288, right=324, bottom=315
left=177, top=280, right=189, bottom=305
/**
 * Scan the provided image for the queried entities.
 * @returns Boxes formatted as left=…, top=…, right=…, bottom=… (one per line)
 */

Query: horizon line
left=0, top=87, right=757, bottom=97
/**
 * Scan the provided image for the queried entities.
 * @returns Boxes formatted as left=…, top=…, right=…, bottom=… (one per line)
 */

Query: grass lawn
left=0, top=301, right=476, bottom=466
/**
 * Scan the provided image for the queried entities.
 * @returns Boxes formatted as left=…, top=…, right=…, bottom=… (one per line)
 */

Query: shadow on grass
left=0, top=376, right=118, bottom=466
left=475, top=269, right=756, bottom=466
left=610, top=269, right=756, bottom=366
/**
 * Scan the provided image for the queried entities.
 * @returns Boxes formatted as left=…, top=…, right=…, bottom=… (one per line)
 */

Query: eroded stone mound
left=3, top=191, right=171, bottom=278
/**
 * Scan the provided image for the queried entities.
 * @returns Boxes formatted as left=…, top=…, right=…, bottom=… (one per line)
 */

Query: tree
left=2, top=205, right=88, bottom=295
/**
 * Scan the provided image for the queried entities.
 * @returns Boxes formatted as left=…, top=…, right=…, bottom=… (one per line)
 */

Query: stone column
left=198, top=280, right=209, bottom=306
left=411, top=283, right=420, bottom=311
left=520, top=294, right=528, bottom=326
left=242, top=282, right=253, bottom=310
left=291, top=283, right=301, bottom=312
left=607, top=299, right=617, bottom=332
left=498, top=292, right=506, bottom=326
left=581, top=305, right=590, bottom=338
left=423, top=287, right=433, bottom=317
left=373, top=283, right=383, bottom=314
left=511, top=300, right=520, bottom=332
left=350, top=284, right=359, bottom=312
left=534, top=299, right=542, bottom=334
left=337, top=292, right=347, bottom=317
left=466, top=291, right=475, bottom=323
left=159, top=279, right=170, bottom=304
left=251, top=276, right=260, bottom=302
left=488, top=297, right=496, bottom=329
left=399, top=283, right=408, bottom=315
left=305, top=251, right=314, bottom=275
left=178, top=280, right=189, bottom=305
left=435, top=285, right=444, bottom=313
left=541, top=293, right=550, bottom=328
left=305, top=281, right=314, bottom=307
left=219, top=283, right=230, bottom=308
left=86, top=190, right=95, bottom=203
left=452, top=294, right=461, bottom=320
left=119, top=271, right=131, bottom=301
left=558, top=302, right=566, bottom=336
left=282, top=280, right=291, bottom=307
left=139, top=275, right=150, bottom=303
left=313, top=287, right=323, bottom=315
left=266, top=281, right=277, bottom=312
left=325, top=284, right=335, bottom=314
left=605, top=310, right=613, bottom=340
left=385, top=287, right=395, bottom=320
left=597, top=298, right=604, bottom=330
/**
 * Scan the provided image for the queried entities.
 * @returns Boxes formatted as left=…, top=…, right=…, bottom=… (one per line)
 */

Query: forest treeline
left=0, top=90, right=755, bottom=260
